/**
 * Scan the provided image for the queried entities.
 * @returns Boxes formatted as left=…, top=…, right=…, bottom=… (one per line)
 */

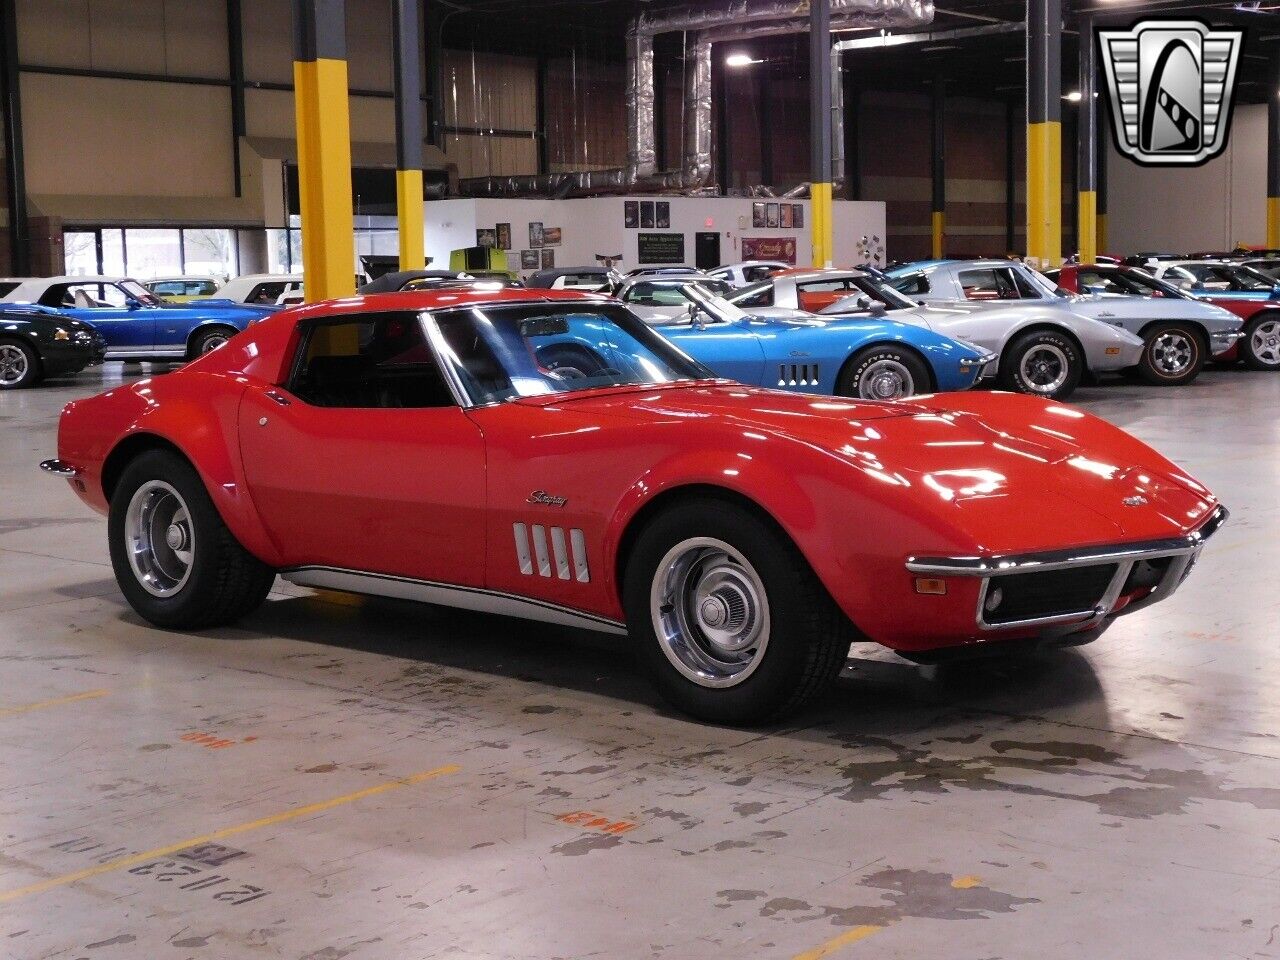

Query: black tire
left=836, top=345, right=932, bottom=400
left=1136, top=322, right=1204, bottom=386
left=108, top=449, right=275, bottom=628
left=1241, top=312, right=1280, bottom=371
left=188, top=326, right=237, bottom=360
left=0, top=337, right=41, bottom=390
left=998, top=328, right=1083, bottom=401
left=622, top=498, right=852, bottom=725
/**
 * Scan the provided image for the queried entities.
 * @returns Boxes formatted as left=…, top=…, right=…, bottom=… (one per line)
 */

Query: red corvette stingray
left=42, top=289, right=1226, bottom=723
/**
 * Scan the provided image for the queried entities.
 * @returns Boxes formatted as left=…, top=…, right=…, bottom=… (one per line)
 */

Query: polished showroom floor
left=1, top=365, right=1277, bottom=960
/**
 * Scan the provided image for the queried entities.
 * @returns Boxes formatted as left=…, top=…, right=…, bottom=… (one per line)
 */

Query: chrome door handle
left=264, top=390, right=291, bottom=406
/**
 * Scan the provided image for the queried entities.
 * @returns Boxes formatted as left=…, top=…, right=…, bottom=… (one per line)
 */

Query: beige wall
left=1105, top=103, right=1267, bottom=253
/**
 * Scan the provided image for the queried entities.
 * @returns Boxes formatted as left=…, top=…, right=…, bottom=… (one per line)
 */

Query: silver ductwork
left=459, top=0, right=932, bottom=198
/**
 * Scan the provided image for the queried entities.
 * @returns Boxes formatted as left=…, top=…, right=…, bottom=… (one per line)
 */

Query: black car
left=0, top=306, right=106, bottom=389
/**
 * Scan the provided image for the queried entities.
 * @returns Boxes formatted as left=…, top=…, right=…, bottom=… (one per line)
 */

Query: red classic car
left=41, top=289, right=1226, bottom=723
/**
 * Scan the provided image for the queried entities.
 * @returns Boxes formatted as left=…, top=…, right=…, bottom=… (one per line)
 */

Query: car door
left=44, top=281, right=156, bottom=352
left=237, top=309, right=487, bottom=587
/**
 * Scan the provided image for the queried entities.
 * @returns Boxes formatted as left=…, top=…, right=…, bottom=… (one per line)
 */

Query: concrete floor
left=1, top=365, right=1277, bottom=960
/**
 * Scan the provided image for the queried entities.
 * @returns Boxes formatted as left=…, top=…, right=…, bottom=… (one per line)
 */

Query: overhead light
left=725, top=52, right=763, bottom=67
left=919, top=43, right=960, bottom=52
left=1065, top=90, right=1082, bottom=101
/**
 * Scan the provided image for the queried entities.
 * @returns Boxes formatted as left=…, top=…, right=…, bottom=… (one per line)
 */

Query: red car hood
left=518, top=384, right=1216, bottom=554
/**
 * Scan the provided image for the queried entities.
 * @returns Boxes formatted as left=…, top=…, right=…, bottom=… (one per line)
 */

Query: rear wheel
left=108, top=449, right=274, bottom=628
left=837, top=345, right=931, bottom=400
left=0, top=338, right=40, bottom=389
left=1242, top=314, right=1280, bottom=370
left=188, top=326, right=237, bottom=359
left=623, top=499, right=851, bottom=725
left=998, top=329, right=1082, bottom=401
left=1137, top=322, right=1204, bottom=385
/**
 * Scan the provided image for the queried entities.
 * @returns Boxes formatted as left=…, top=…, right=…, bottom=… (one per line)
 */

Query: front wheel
left=0, top=338, right=41, bottom=389
left=1242, top=314, right=1280, bottom=370
left=837, top=345, right=931, bottom=400
left=622, top=499, right=851, bottom=725
left=1137, top=322, right=1204, bottom=385
left=108, top=449, right=275, bottom=628
left=998, top=329, right=1082, bottom=401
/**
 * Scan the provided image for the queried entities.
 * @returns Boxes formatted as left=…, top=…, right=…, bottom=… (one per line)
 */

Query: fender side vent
left=779, top=363, right=819, bottom=387
left=514, top=523, right=589, bottom=582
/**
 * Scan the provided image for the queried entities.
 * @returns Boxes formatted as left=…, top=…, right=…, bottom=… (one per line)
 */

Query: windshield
left=623, top=278, right=733, bottom=305
left=848, top=275, right=914, bottom=310
left=1076, top=268, right=1189, bottom=299
left=1181, top=263, right=1275, bottom=291
left=431, top=302, right=712, bottom=404
left=120, top=279, right=162, bottom=306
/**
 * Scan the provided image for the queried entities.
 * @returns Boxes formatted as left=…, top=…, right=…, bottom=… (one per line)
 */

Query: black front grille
left=1122, top=556, right=1173, bottom=594
left=983, top=564, right=1118, bottom=625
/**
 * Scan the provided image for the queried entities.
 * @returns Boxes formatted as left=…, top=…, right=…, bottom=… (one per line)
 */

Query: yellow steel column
left=1077, top=191, right=1097, bottom=264
left=293, top=0, right=355, bottom=302
left=1097, top=212, right=1108, bottom=252
left=1026, top=0, right=1062, bottom=268
left=809, top=0, right=833, bottom=268
left=811, top=182, right=833, bottom=268
left=930, top=78, right=945, bottom=260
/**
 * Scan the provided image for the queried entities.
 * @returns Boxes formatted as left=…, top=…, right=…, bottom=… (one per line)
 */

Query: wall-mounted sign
left=638, top=232, right=685, bottom=264
left=741, top=236, right=796, bottom=264
left=543, top=226, right=562, bottom=246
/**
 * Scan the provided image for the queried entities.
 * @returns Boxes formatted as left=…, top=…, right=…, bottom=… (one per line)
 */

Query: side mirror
left=686, top=302, right=707, bottom=329
left=868, top=300, right=887, bottom=316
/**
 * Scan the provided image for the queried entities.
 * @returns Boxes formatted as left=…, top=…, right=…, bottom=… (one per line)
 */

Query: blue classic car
left=644, top=282, right=993, bottom=400
left=1, top=275, right=276, bottom=361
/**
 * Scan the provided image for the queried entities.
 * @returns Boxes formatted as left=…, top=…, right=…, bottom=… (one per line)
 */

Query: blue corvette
left=0, top=275, right=275, bottom=361
left=643, top=282, right=993, bottom=400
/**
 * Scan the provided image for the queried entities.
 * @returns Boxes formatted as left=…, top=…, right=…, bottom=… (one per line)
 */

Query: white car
left=887, top=260, right=1235, bottom=387
left=706, top=261, right=789, bottom=288
left=214, top=274, right=304, bottom=306
left=732, top=268, right=1144, bottom=401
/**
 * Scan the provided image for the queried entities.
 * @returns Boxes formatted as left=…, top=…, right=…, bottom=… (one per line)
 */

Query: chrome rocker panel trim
left=904, top=504, right=1228, bottom=632
left=38, top=458, right=79, bottom=477
left=280, top=565, right=628, bottom=635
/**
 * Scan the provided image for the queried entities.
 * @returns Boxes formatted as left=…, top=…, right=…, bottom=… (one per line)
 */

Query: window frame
left=284, top=310, right=465, bottom=410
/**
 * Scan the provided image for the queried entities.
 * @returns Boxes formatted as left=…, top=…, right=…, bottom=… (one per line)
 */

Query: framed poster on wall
left=476, top=228, right=497, bottom=248
left=752, top=202, right=766, bottom=228
left=792, top=204, right=803, bottom=228
left=529, top=222, right=544, bottom=247
left=780, top=204, right=793, bottom=229
left=543, top=227, right=562, bottom=246
left=541, top=248, right=555, bottom=268
left=624, top=200, right=639, bottom=228
left=640, top=201, right=655, bottom=228
left=520, top=249, right=539, bottom=269
left=766, top=203, right=779, bottom=228
left=655, top=201, right=670, bottom=229
left=496, top=223, right=511, bottom=250
left=741, top=237, right=797, bottom=264
left=637, top=232, right=685, bottom=264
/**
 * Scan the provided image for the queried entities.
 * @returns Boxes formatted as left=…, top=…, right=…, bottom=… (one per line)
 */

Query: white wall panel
left=16, top=0, right=91, bottom=68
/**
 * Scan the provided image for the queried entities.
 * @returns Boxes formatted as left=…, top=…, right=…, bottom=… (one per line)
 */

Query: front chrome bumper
left=905, top=504, right=1228, bottom=632
left=1210, top=330, right=1244, bottom=354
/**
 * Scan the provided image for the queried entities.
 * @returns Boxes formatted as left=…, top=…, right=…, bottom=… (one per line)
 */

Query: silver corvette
left=888, top=259, right=1241, bottom=387
left=730, top=268, right=1144, bottom=401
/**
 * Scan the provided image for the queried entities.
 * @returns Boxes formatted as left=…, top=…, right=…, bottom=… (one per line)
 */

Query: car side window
left=52, top=283, right=130, bottom=309
left=958, top=269, right=1002, bottom=300
left=744, top=266, right=775, bottom=282
left=248, top=282, right=287, bottom=304
left=287, top=312, right=456, bottom=409
left=733, top=285, right=774, bottom=308
left=1010, top=269, right=1042, bottom=298
left=891, top=273, right=929, bottom=295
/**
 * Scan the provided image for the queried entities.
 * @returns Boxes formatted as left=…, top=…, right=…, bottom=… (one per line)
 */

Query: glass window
left=101, top=229, right=126, bottom=275
left=1012, top=269, right=1043, bottom=298
left=958, top=269, right=1003, bottom=300
left=431, top=303, right=709, bottom=405
left=744, top=265, right=779, bottom=282
left=889, top=272, right=929, bottom=295
left=182, top=228, right=236, bottom=279
left=124, top=229, right=182, bottom=279
left=64, top=232, right=98, bottom=275
left=267, top=228, right=304, bottom=274
left=289, top=312, right=456, bottom=409
left=53, top=282, right=130, bottom=308
left=729, top=282, right=774, bottom=308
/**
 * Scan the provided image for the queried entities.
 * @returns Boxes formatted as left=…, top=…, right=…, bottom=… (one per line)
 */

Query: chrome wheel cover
left=1019, top=343, right=1069, bottom=394
left=125, top=480, right=196, bottom=597
left=858, top=358, right=915, bottom=400
left=1250, top=319, right=1280, bottom=367
left=0, top=344, right=29, bottom=385
left=200, top=332, right=230, bottom=353
left=1149, top=330, right=1195, bottom=376
left=650, top=537, right=770, bottom=689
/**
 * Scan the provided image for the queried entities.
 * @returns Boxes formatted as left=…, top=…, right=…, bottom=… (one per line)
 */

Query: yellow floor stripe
left=0, top=689, right=109, bottom=717
left=790, top=925, right=884, bottom=959
left=0, top=764, right=460, bottom=904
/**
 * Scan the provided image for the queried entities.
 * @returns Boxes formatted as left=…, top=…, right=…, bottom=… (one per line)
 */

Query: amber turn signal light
left=914, top=577, right=947, bottom=595
left=1104, top=347, right=1121, bottom=355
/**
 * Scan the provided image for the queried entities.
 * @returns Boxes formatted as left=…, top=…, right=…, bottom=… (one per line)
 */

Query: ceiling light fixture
left=725, top=52, right=763, bottom=67
left=1064, top=90, right=1083, bottom=101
